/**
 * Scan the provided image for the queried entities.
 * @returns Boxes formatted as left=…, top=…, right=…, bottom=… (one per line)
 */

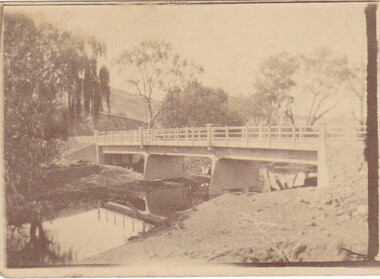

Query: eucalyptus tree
left=252, top=49, right=361, bottom=126
left=116, top=40, right=203, bottom=129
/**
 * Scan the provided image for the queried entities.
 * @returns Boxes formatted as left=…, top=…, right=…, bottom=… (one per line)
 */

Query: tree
left=99, top=66, right=111, bottom=114
left=295, top=49, right=354, bottom=125
left=4, top=14, right=111, bottom=215
left=54, top=32, right=109, bottom=123
left=116, top=40, right=203, bottom=129
left=252, top=52, right=298, bottom=125
left=251, top=49, right=360, bottom=126
left=159, top=81, right=244, bottom=128
left=346, top=63, right=366, bottom=125
left=4, top=14, right=66, bottom=199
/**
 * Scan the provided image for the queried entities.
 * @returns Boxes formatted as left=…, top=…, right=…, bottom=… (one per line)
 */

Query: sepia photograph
left=1, top=0, right=379, bottom=276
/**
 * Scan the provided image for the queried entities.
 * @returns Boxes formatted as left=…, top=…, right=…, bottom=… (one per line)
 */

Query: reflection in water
left=8, top=209, right=152, bottom=266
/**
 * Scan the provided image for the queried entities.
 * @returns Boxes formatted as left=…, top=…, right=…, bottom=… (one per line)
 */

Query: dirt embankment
left=83, top=142, right=368, bottom=264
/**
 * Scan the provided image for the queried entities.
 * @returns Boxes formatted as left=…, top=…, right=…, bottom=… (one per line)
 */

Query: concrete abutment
left=209, top=158, right=264, bottom=196
left=144, top=155, right=185, bottom=181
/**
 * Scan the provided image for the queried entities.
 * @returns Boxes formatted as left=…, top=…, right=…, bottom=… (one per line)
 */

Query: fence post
left=267, top=126, right=271, bottom=148
left=176, top=128, right=180, bottom=145
left=207, top=124, right=213, bottom=148
left=163, top=128, right=166, bottom=145
left=139, top=127, right=144, bottom=148
left=111, top=131, right=114, bottom=145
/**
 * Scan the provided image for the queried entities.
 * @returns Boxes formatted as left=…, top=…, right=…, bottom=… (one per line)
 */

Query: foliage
left=346, top=64, right=366, bottom=125
left=4, top=13, right=111, bottom=208
left=5, top=14, right=63, bottom=201
left=250, top=49, right=363, bottom=126
left=159, top=81, right=244, bottom=128
left=116, top=40, right=203, bottom=129
left=252, top=52, right=298, bottom=125
left=295, top=49, right=356, bottom=125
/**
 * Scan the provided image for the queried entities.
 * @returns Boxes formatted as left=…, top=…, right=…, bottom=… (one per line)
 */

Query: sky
left=6, top=3, right=368, bottom=99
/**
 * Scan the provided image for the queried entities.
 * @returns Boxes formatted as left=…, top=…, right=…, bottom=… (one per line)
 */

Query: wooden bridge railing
left=95, top=124, right=366, bottom=150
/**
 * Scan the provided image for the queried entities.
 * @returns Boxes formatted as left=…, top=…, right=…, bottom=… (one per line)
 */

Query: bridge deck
left=96, top=124, right=366, bottom=151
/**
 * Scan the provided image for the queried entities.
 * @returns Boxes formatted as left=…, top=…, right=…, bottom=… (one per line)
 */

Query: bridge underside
left=100, top=145, right=317, bottom=165
left=98, top=145, right=321, bottom=195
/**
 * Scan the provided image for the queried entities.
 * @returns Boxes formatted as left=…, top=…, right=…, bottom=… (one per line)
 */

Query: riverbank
left=82, top=142, right=368, bottom=264
left=36, top=160, right=209, bottom=217
left=83, top=186, right=367, bottom=264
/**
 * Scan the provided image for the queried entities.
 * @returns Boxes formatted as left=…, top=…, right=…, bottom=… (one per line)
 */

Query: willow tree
left=56, top=32, right=109, bottom=122
left=116, top=40, right=203, bottom=129
left=4, top=13, right=111, bottom=208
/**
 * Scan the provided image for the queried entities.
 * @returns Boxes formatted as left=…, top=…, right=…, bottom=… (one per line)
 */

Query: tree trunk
left=147, top=100, right=153, bottom=129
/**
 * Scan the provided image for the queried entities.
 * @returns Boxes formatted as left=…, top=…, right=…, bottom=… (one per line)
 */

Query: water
left=8, top=208, right=153, bottom=265
left=44, top=208, right=152, bottom=262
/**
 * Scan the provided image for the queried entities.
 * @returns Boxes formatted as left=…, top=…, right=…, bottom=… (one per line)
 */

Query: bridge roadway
left=95, top=124, right=366, bottom=195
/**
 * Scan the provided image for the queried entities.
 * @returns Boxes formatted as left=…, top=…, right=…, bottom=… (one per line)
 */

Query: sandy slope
left=81, top=141, right=368, bottom=264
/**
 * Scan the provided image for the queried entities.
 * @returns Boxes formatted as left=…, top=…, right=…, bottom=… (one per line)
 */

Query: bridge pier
left=209, top=158, right=264, bottom=196
left=144, top=155, right=185, bottom=181
left=317, top=123, right=329, bottom=187
left=96, top=146, right=105, bottom=164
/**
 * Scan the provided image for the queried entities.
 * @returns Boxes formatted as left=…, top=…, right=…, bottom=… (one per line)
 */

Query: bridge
left=94, top=124, right=366, bottom=196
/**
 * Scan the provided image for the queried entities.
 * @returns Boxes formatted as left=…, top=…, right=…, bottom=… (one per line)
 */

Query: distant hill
left=109, top=87, right=160, bottom=123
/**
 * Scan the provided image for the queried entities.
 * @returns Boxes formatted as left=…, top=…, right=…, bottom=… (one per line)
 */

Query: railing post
left=111, top=131, right=114, bottom=145
left=120, top=131, right=123, bottom=144
left=95, top=130, right=98, bottom=145
left=318, top=122, right=328, bottom=187
left=225, top=126, right=229, bottom=147
left=152, top=129, right=155, bottom=144
left=267, top=126, right=271, bottom=148
left=207, top=124, right=213, bottom=148
left=192, top=128, right=195, bottom=146
left=345, top=126, right=350, bottom=140
left=292, top=125, right=296, bottom=149
left=139, top=127, right=144, bottom=148
left=319, top=122, right=326, bottom=147
left=163, top=128, right=166, bottom=145
left=185, top=127, right=188, bottom=142
left=246, top=125, right=249, bottom=147
left=259, top=125, right=262, bottom=141
left=176, top=128, right=179, bottom=145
